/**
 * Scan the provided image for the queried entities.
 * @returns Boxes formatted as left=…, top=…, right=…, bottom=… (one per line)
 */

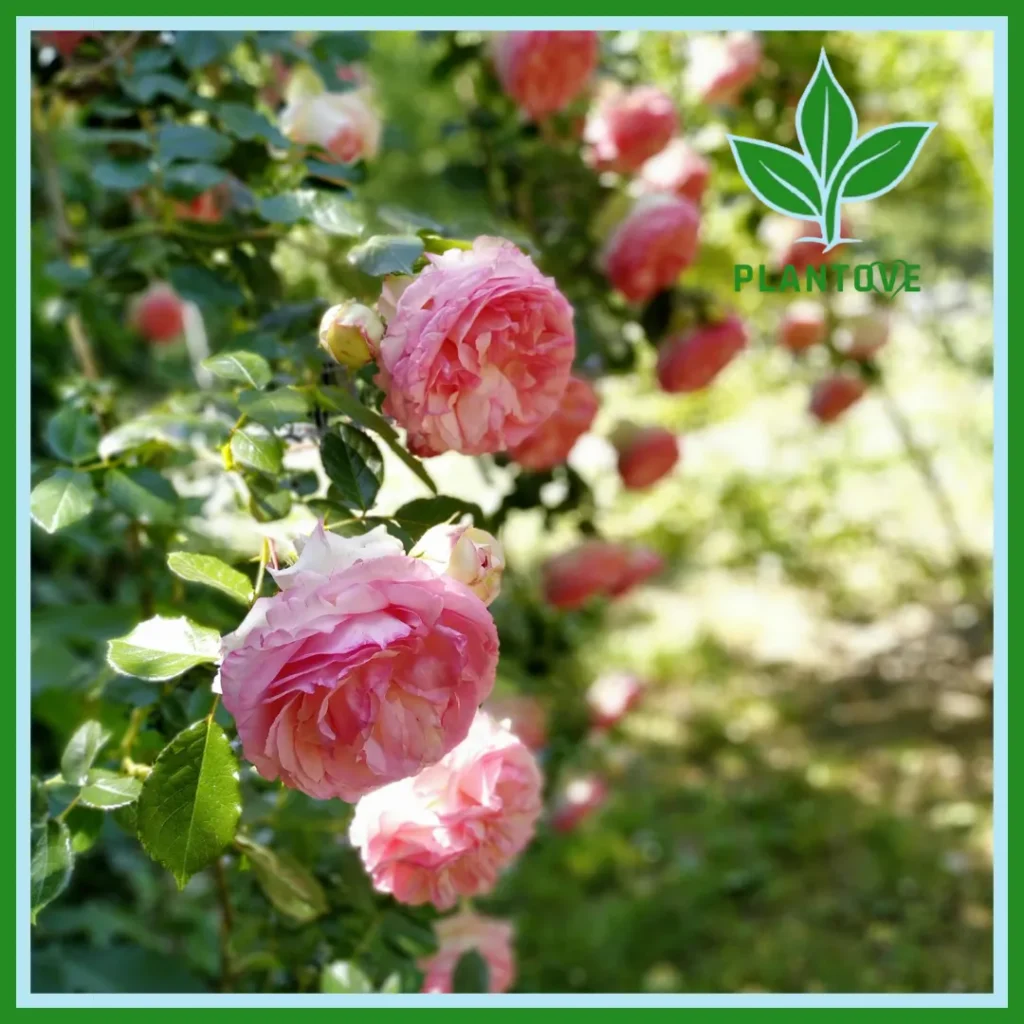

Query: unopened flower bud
left=413, top=524, right=505, bottom=606
left=318, top=301, right=383, bottom=368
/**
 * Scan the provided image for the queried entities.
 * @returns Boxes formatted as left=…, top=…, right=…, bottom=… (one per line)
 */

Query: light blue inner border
left=16, top=15, right=1008, bottom=1010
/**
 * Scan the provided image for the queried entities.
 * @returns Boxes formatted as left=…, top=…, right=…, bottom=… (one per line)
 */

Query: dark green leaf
left=321, top=961, right=374, bottom=994
left=31, top=820, right=73, bottom=923
left=175, top=31, right=242, bottom=69
left=137, top=720, right=241, bottom=889
left=46, top=405, right=100, bottom=465
left=169, top=264, right=244, bottom=308
left=107, top=615, right=221, bottom=681
left=92, top=160, right=154, bottom=192
left=218, top=103, right=291, bottom=148
left=164, top=163, right=229, bottom=193
left=236, top=835, right=327, bottom=923
left=452, top=948, right=490, bottom=993
left=727, top=137, right=821, bottom=218
left=123, top=73, right=192, bottom=104
left=106, top=468, right=179, bottom=525
left=201, top=351, right=272, bottom=390
left=66, top=806, right=104, bottom=854
left=320, top=425, right=383, bottom=512
left=348, top=234, right=425, bottom=277
left=30, top=470, right=96, bottom=534
left=304, top=159, right=364, bottom=186
left=31, top=777, right=49, bottom=827
left=79, top=769, right=143, bottom=810
left=60, top=721, right=111, bottom=787
left=156, top=124, right=233, bottom=164
left=167, top=552, right=253, bottom=605
left=247, top=478, right=294, bottom=522
left=43, top=259, right=92, bottom=289
left=392, top=496, right=482, bottom=545
left=256, top=193, right=304, bottom=225
left=237, top=387, right=309, bottom=427
left=230, top=423, right=283, bottom=475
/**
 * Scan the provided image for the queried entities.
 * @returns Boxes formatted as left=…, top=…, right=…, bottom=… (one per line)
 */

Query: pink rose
left=639, top=138, right=711, bottom=204
left=420, top=912, right=516, bottom=994
left=587, top=672, right=644, bottom=729
left=613, top=424, right=680, bottom=490
left=779, top=300, right=827, bottom=352
left=835, top=310, right=889, bottom=360
left=130, top=283, right=185, bottom=344
left=217, top=524, right=498, bottom=802
left=506, top=375, right=599, bottom=471
left=377, top=237, right=576, bottom=457
left=551, top=774, right=608, bottom=833
left=279, top=87, right=381, bottom=163
left=810, top=374, right=866, bottom=423
left=656, top=314, right=748, bottom=393
left=412, top=524, right=505, bottom=606
left=602, top=194, right=701, bottom=303
left=491, top=32, right=599, bottom=120
left=484, top=694, right=547, bottom=752
left=584, top=84, right=678, bottom=173
left=541, top=540, right=663, bottom=609
left=349, top=712, right=542, bottom=909
left=687, top=32, right=762, bottom=105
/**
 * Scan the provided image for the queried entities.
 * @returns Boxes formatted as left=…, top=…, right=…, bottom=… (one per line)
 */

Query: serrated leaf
left=237, top=386, right=309, bottom=427
left=164, top=163, right=229, bottom=193
left=137, top=720, right=240, bottom=889
left=831, top=123, right=936, bottom=201
left=92, top=160, right=154, bottom=192
left=315, top=386, right=436, bottom=494
left=167, top=552, right=253, bottom=605
left=60, top=721, right=111, bottom=787
left=348, top=234, right=424, bottom=277
left=321, top=961, right=374, bottom=994
left=156, top=124, right=233, bottom=164
left=46, top=405, right=100, bottom=465
left=230, top=423, right=283, bottom=475
left=107, top=467, right=179, bottom=525
left=236, top=835, right=327, bottom=923
left=79, top=769, right=143, bottom=810
left=452, top=948, right=490, bottom=993
left=30, top=470, right=96, bottom=533
left=320, top=425, right=383, bottom=511
left=218, top=103, right=291, bottom=148
left=201, top=351, right=272, bottom=390
left=107, top=615, right=220, bottom=681
left=393, top=496, right=482, bottom=545
left=727, top=137, right=821, bottom=218
left=797, top=50, right=857, bottom=183
left=31, top=819, right=73, bottom=923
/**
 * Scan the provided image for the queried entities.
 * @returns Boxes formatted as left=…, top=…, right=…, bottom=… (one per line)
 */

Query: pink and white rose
left=587, top=672, right=645, bottom=729
left=686, top=32, right=762, bottom=106
left=638, top=138, right=711, bottom=204
left=413, top=524, right=505, bottom=607
left=584, top=84, right=679, bottom=173
left=279, top=87, right=381, bottom=164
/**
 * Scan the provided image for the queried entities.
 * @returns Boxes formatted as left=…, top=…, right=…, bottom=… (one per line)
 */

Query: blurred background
left=30, top=28, right=993, bottom=994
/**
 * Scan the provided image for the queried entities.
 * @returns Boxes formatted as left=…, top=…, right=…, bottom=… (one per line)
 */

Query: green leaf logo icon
left=728, top=50, right=935, bottom=251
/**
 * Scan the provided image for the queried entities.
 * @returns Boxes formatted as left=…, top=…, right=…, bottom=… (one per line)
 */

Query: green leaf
left=66, top=806, right=104, bottom=854
left=30, top=470, right=96, bottom=534
left=175, top=31, right=242, bottom=69
left=304, top=159, right=364, bottom=186
left=169, top=264, right=244, bottom=308
left=60, top=721, right=111, bottom=787
left=107, top=468, right=179, bottom=525
left=123, top=73, right=192, bottom=104
left=201, top=351, right=272, bottom=390
left=107, top=615, right=221, bottom=682
left=797, top=50, right=857, bottom=183
left=316, top=386, right=436, bottom=494
left=43, top=259, right=92, bottom=289
left=237, top=386, right=309, bottom=427
left=832, top=123, right=936, bottom=202
left=164, top=163, right=229, bottom=193
left=79, top=769, right=143, bottom=810
left=321, top=961, right=374, bottom=994
left=46, top=405, right=100, bottom=465
left=98, top=412, right=231, bottom=459
left=235, top=835, right=327, bottom=924
left=348, top=234, right=425, bottom=277
left=452, top=948, right=490, bottom=993
left=92, top=160, right=154, bottom=192
left=217, top=103, right=291, bottom=148
left=726, top=136, right=821, bottom=218
left=167, top=552, right=253, bottom=606
left=297, top=190, right=364, bottom=236
left=256, top=193, right=304, bottom=225
left=379, top=974, right=402, bottom=994
left=247, top=478, right=294, bottom=522
left=392, top=496, right=483, bottom=545
left=31, top=776, right=49, bottom=826
left=320, top=425, right=383, bottom=512
left=31, top=819, right=73, bottom=924
left=137, top=720, right=240, bottom=889
left=156, top=124, right=233, bottom=164
left=230, top=423, right=283, bottom=475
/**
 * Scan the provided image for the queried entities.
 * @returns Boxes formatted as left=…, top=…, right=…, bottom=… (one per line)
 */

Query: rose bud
left=420, top=913, right=517, bottom=994
left=551, top=774, right=608, bottom=833
left=485, top=694, right=547, bottom=752
left=810, top=374, right=866, bottom=423
left=657, top=314, right=748, bottom=394
left=779, top=300, right=827, bottom=352
left=280, top=86, right=382, bottom=164
left=602, top=194, right=701, bottom=303
left=413, top=523, right=505, bottom=606
left=613, top=424, right=680, bottom=490
left=541, top=541, right=663, bottom=609
left=491, top=31, right=600, bottom=121
left=638, top=138, right=711, bottom=205
left=318, top=301, right=384, bottom=369
left=836, top=310, right=889, bottom=360
left=686, top=31, right=762, bottom=106
left=587, top=672, right=644, bottom=729
left=129, top=283, right=185, bottom=344
left=610, top=545, right=665, bottom=595
left=507, top=375, right=599, bottom=471
left=173, top=189, right=224, bottom=224
left=584, top=84, right=678, bottom=173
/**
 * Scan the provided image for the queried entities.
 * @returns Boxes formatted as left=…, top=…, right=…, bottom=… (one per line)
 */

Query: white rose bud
left=318, top=301, right=384, bottom=369
left=413, top=524, right=505, bottom=606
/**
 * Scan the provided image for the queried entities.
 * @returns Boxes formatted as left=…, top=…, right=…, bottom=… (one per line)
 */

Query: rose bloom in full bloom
left=779, top=300, right=827, bottom=353
left=412, top=523, right=505, bottom=606
left=810, top=374, right=866, bottom=423
left=587, top=672, right=645, bottom=729
left=551, top=775, right=608, bottom=833
left=217, top=524, right=498, bottom=803
left=656, top=314, right=748, bottom=394
left=420, top=912, right=516, bottom=994
left=349, top=712, right=543, bottom=909
left=377, top=237, right=575, bottom=457
left=686, top=31, right=762, bottom=105
left=506, top=375, right=599, bottom=471
left=638, top=138, right=711, bottom=205
left=484, top=694, right=548, bottom=752
left=601, top=194, right=701, bottom=303
left=279, top=87, right=381, bottom=164
left=542, top=540, right=664, bottom=610
left=613, top=424, right=680, bottom=490
left=584, top=84, right=679, bottom=173
left=491, top=31, right=599, bottom=120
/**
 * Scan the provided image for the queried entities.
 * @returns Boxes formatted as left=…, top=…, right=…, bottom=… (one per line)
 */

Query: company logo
left=727, top=49, right=934, bottom=286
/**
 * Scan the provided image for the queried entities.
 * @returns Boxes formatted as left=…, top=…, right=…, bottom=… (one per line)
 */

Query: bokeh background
left=30, top=29, right=993, bottom=994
